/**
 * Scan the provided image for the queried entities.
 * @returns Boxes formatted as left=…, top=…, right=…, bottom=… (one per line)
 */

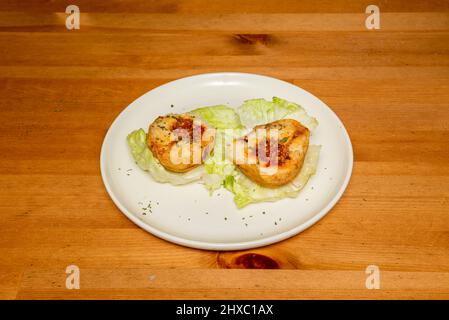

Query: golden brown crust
left=235, top=119, right=310, bottom=188
left=147, top=114, right=214, bottom=173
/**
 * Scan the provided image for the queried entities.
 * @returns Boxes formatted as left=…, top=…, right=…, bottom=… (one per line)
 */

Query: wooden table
left=1, top=0, right=449, bottom=300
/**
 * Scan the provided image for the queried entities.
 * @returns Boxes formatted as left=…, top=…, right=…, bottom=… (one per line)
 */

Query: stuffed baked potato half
left=234, top=119, right=309, bottom=188
left=147, top=114, right=214, bottom=173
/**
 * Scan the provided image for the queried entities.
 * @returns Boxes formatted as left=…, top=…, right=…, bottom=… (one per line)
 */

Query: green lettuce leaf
left=237, top=96, right=318, bottom=131
left=202, top=129, right=239, bottom=193
left=187, top=105, right=244, bottom=192
left=188, top=105, right=243, bottom=129
left=127, top=129, right=203, bottom=185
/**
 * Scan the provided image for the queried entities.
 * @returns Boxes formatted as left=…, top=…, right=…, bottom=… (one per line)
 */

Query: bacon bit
left=172, top=117, right=206, bottom=140
left=254, top=138, right=289, bottom=166
left=173, top=117, right=193, bottom=135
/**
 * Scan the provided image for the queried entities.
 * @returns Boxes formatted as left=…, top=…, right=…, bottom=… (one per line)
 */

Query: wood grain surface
left=1, top=0, right=449, bottom=300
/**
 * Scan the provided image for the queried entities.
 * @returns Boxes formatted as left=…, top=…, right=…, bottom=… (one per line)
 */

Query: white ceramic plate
left=100, top=72, right=353, bottom=251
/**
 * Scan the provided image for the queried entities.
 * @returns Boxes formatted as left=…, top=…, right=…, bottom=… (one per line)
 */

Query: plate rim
left=100, top=72, right=354, bottom=251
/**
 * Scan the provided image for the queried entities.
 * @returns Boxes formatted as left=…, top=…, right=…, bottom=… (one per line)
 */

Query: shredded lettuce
left=127, top=129, right=203, bottom=185
left=237, top=96, right=318, bottom=131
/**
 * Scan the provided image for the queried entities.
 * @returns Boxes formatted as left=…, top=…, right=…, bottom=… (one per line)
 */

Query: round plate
left=100, top=72, right=353, bottom=250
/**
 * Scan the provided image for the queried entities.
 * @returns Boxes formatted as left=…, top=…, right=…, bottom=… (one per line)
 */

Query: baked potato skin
left=147, top=114, right=213, bottom=173
left=235, top=119, right=309, bottom=188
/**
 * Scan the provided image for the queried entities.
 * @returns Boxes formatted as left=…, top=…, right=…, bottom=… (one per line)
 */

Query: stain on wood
left=217, top=249, right=300, bottom=269
left=233, top=34, right=272, bottom=45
